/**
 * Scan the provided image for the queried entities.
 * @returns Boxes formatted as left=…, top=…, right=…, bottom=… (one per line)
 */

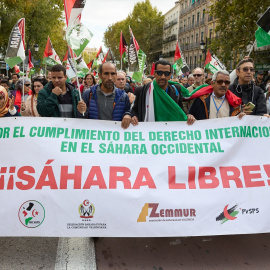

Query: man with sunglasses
left=131, top=60, right=195, bottom=125
left=229, top=58, right=266, bottom=115
left=189, top=70, right=244, bottom=120
left=77, top=62, right=132, bottom=129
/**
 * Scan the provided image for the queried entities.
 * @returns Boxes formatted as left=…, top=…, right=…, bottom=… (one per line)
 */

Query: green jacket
left=37, top=81, right=80, bottom=117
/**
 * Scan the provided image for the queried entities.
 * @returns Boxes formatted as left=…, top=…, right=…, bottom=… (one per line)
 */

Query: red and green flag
left=255, top=7, right=270, bottom=48
left=102, top=48, right=114, bottom=63
left=119, top=31, right=128, bottom=63
left=87, top=59, right=93, bottom=70
left=204, top=49, right=225, bottom=74
left=43, top=36, right=62, bottom=66
left=173, top=41, right=189, bottom=75
left=64, top=0, right=85, bottom=28
left=26, top=49, right=34, bottom=77
left=93, top=46, right=103, bottom=66
left=5, top=18, right=25, bottom=68
left=64, top=0, right=92, bottom=57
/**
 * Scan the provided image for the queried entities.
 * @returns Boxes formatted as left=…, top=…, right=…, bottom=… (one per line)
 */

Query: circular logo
left=18, top=200, right=45, bottom=228
left=79, top=200, right=95, bottom=218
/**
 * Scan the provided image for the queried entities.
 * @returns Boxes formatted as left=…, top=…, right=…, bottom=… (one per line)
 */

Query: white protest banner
left=0, top=116, right=270, bottom=237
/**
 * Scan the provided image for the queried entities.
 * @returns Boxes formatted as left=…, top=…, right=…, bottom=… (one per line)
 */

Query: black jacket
left=229, top=78, right=266, bottom=115
left=131, top=82, right=184, bottom=121
left=189, top=93, right=240, bottom=120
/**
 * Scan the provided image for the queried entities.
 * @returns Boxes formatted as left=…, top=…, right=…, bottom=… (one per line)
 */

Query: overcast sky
left=81, top=0, right=177, bottom=49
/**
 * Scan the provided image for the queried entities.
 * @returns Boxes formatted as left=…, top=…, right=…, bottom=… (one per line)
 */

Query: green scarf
left=153, top=80, right=187, bottom=121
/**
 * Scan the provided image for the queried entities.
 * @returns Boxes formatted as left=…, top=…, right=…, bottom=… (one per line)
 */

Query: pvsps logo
left=216, top=204, right=239, bottom=224
left=18, top=200, right=45, bottom=228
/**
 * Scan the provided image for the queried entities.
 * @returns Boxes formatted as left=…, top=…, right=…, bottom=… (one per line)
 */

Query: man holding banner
left=37, top=64, right=80, bottom=118
left=131, top=60, right=195, bottom=125
left=188, top=70, right=244, bottom=120
left=77, top=62, right=132, bottom=129
left=229, top=58, right=267, bottom=116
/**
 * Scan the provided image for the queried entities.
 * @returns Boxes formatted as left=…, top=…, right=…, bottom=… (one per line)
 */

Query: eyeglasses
left=215, top=80, right=230, bottom=86
left=25, top=84, right=30, bottom=86
left=193, top=74, right=203, bottom=77
left=241, top=67, right=255, bottom=72
left=155, top=70, right=171, bottom=76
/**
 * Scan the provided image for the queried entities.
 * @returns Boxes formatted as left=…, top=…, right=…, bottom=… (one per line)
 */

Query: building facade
left=163, top=0, right=218, bottom=73
left=163, top=2, right=180, bottom=65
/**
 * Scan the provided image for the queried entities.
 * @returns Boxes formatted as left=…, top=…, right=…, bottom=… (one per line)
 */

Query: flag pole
left=22, top=60, right=25, bottom=101
left=22, top=18, right=25, bottom=102
left=248, top=40, right=256, bottom=57
left=121, top=57, right=122, bottom=71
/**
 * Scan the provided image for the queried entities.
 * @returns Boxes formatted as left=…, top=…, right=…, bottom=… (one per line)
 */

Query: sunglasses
left=155, top=70, right=171, bottom=76
left=241, top=67, right=255, bottom=72
left=25, top=84, right=31, bottom=86
left=215, top=80, right=230, bottom=86
left=193, top=74, right=203, bottom=77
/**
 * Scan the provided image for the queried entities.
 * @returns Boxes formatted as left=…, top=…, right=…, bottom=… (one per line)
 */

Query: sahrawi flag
left=204, top=49, right=226, bottom=74
left=64, top=0, right=85, bottom=29
left=43, top=37, right=62, bottom=66
left=173, top=41, right=189, bottom=75
left=5, top=18, right=25, bottom=68
left=64, top=0, right=93, bottom=57
left=26, top=49, right=34, bottom=77
left=255, top=7, right=270, bottom=48
left=93, top=46, right=103, bottom=66
left=103, top=48, right=115, bottom=63
left=119, top=31, right=128, bottom=63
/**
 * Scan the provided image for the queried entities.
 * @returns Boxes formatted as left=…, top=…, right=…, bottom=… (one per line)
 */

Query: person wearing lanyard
left=189, top=70, right=245, bottom=120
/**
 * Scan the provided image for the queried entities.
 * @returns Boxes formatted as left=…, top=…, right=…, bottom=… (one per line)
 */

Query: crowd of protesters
left=1, top=58, right=270, bottom=128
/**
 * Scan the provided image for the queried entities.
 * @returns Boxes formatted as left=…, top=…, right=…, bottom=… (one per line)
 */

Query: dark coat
left=229, top=78, right=266, bottom=116
left=131, top=82, right=184, bottom=121
left=37, top=81, right=80, bottom=117
left=189, top=93, right=240, bottom=120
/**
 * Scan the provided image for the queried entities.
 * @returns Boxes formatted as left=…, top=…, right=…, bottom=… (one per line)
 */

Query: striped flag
left=5, top=18, right=25, bottom=68
left=204, top=49, right=225, bottom=74
left=43, top=37, right=62, bottom=66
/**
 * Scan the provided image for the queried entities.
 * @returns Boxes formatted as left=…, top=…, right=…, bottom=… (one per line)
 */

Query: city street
left=0, top=234, right=270, bottom=269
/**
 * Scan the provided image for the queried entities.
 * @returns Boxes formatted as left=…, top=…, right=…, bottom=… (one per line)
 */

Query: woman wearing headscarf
left=0, top=86, right=20, bottom=117
left=21, top=76, right=48, bottom=117
left=11, top=77, right=32, bottom=112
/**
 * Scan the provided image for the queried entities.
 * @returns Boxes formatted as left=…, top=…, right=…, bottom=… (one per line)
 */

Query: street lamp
left=200, top=39, right=208, bottom=66
left=34, top=44, right=39, bottom=52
